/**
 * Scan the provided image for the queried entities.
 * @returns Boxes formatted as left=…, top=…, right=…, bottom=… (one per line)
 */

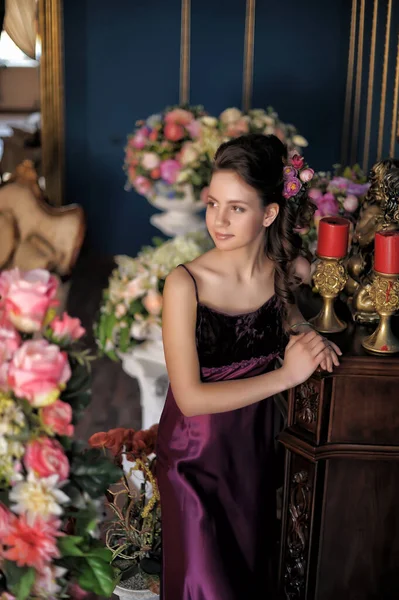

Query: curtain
left=4, top=0, right=37, bottom=59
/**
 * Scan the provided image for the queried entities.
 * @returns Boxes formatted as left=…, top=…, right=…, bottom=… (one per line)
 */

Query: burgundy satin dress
left=156, top=265, right=288, bottom=599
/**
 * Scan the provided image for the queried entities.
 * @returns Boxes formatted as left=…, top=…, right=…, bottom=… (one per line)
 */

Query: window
left=0, top=31, right=38, bottom=66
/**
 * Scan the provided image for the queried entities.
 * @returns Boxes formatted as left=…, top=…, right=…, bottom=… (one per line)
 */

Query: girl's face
left=206, top=170, right=278, bottom=250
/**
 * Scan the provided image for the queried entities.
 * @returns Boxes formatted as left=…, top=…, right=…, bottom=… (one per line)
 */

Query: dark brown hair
left=213, top=133, right=314, bottom=325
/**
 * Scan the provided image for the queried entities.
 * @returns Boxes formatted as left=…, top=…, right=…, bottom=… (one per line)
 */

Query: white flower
left=219, top=107, right=242, bottom=124
left=180, top=142, right=199, bottom=166
left=263, top=116, right=275, bottom=126
left=292, top=134, right=308, bottom=147
left=141, top=152, right=160, bottom=171
left=10, top=472, right=69, bottom=523
left=104, top=339, right=114, bottom=352
left=115, top=303, right=127, bottom=318
left=122, top=274, right=148, bottom=301
left=176, top=169, right=193, bottom=183
left=34, top=565, right=67, bottom=596
left=201, top=116, right=218, bottom=127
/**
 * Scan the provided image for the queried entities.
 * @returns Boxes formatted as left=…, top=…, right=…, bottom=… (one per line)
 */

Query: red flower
left=290, top=154, right=305, bottom=170
left=2, top=515, right=61, bottom=571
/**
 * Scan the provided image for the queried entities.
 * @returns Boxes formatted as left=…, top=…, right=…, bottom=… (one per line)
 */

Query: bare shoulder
left=164, top=264, right=197, bottom=303
left=181, top=248, right=221, bottom=278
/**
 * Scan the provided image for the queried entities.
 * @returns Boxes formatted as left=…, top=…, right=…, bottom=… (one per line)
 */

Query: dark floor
left=66, top=251, right=142, bottom=443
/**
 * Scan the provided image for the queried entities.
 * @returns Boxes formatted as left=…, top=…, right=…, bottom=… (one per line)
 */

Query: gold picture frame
left=38, top=0, right=64, bottom=206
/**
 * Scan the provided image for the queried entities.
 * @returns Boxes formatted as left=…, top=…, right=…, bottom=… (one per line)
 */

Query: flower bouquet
left=89, top=425, right=161, bottom=598
left=95, top=232, right=212, bottom=360
left=124, top=105, right=210, bottom=202
left=217, top=106, right=308, bottom=150
left=300, top=164, right=370, bottom=256
left=0, top=268, right=122, bottom=599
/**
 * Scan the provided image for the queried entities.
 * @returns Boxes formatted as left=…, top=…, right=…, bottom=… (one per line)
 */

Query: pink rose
left=142, top=290, right=163, bottom=316
left=0, top=269, right=58, bottom=333
left=343, top=193, right=359, bottom=213
left=8, top=340, right=71, bottom=407
left=0, top=313, right=21, bottom=357
left=186, top=119, right=201, bottom=139
left=49, top=312, right=85, bottom=342
left=132, top=129, right=148, bottom=149
left=40, top=399, right=74, bottom=437
left=164, top=122, right=185, bottom=142
left=0, top=502, right=12, bottom=536
left=299, top=168, right=314, bottom=183
left=160, top=159, right=181, bottom=185
left=24, top=437, right=69, bottom=481
left=165, top=108, right=193, bottom=125
left=290, top=154, right=305, bottom=169
left=134, top=175, right=153, bottom=197
left=308, top=187, right=323, bottom=202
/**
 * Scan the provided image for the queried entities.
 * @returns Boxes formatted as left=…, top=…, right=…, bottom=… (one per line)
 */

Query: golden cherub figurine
left=346, top=158, right=399, bottom=322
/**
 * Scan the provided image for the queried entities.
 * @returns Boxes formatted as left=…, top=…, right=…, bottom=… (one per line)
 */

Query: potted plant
left=89, top=425, right=161, bottom=600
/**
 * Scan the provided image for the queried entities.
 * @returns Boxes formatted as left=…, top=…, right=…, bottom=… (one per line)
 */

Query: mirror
left=0, top=0, right=64, bottom=206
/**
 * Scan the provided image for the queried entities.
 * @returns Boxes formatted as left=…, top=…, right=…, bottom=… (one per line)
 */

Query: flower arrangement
left=124, top=105, right=309, bottom=204
left=88, top=425, right=161, bottom=596
left=124, top=105, right=210, bottom=202
left=95, top=232, right=212, bottom=360
left=216, top=106, right=308, bottom=150
left=300, top=164, right=370, bottom=256
left=0, top=268, right=121, bottom=599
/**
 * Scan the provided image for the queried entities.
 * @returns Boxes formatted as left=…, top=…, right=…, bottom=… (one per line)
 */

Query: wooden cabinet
left=278, top=292, right=399, bottom=599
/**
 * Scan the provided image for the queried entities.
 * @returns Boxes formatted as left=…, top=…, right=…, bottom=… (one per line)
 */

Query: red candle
left=317, top=217, right=350, bottom=258
left=374, top=231, right=399, bottom=274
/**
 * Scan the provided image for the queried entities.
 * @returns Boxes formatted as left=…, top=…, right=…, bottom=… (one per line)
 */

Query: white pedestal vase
left=113, top=585, right=159, bottom=600
left=121, top=340, right=168, bottom=430
left=148, top=184, right=206, bottom=237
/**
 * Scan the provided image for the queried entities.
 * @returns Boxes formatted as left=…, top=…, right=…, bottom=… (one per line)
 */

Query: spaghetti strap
left=178, top=264, right=199, bottom=302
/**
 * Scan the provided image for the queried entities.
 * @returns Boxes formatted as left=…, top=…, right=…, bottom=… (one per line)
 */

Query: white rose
left=180, top=142, right=199, bottom=166
left=201, top=116, right=218, bottom=127
left=219, top=107, right=242, bottom=124
left=263, top=116, right=275, bottom=126
left=292, top=134, right=308, bottom=147
left=264, top=125, right=276, bottom=135
left=141, top=152, right=160, bottom=170
left=123, top=275, right=147, bottom=301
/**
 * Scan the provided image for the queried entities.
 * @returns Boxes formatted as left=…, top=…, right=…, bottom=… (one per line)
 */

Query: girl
left=156, top=134, right=341, bottom=599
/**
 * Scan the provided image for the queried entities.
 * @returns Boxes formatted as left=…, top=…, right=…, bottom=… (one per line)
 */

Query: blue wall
left=64, top=0, right=351, bottom=257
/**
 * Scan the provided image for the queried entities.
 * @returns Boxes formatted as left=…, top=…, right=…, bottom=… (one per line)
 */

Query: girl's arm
left=162, top=267, right=327, bottom=417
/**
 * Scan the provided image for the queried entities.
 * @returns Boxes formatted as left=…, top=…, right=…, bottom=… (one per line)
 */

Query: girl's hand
left=282, top=331, right=334, bottom=388
left=292, top=323, right=342, bottom=373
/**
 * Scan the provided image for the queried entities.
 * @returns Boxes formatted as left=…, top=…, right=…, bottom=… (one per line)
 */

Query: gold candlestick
left=362, top=271, right=399, bottom=354
left=309, top=256, right=348, bottom=334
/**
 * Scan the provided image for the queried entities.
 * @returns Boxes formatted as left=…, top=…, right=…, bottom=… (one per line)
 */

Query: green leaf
left=118, top=325, right=131, bottom=353
left=4, top=562, right=35, bottom=600
left=87, top=546, right=113, bottom=562
left=58, top=535, right=85, bottom=556
left=77, top=557, right=116, bottom=597
left=71, top=448, right=122, bottom=498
